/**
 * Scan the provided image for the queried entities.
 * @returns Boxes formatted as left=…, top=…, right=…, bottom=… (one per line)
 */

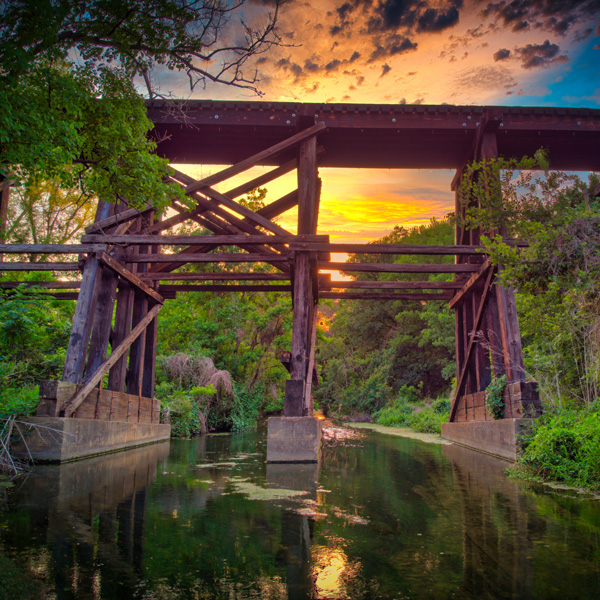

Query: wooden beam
left=30, top=292, right=79, bottom=300
left=141, top=272, right=289, bottom=281
left=255, top=190, right=298, bottom=220
left=62, top=255, right=102, bottom=384
left=322, top=280, right=461, bottom=290
left=449, top=267, right=496, bottom=421
left=320, top=291, right=453, bottom=300
left=290, top=243, right=487, bottom=255
left=172, top=122, right=327, bottom=195
left=298, top=135, right=318, bottom=235
left=319, top=262, right=479, bottom=273
left=0, top=262, right=80, bottom=271
left=158, top=284, right=292, bottom=293
left=0, top=244, right=106, bottom=254
left=61, top=303, right=162, bottom=417
left=128, top=252, right=290, bottom=263
left=83, top=234, right=325, bottom=246
left=85, top=206, right=151, bottom=233
left=98, top=252, right=164, bottom=304
left=0, top=281, right=81, bottom=289
left=448, top=258, right=493, bottom=309
left=200, top=186, right=293, bottom=237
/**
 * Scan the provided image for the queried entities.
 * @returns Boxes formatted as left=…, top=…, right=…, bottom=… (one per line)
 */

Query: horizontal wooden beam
left=174, top=122, right=327, bottom=195
left=98, top=252, right=164, bottom=304
left=82, top=234, right=328, bottom=246
left=322, top=280, right=461, bottom=290
left=62, top=303, right=162, bottom=417
left=85, top=206, right=152, bottom=234
left=291, top=243, right=487, bottom=255
left=0, top=262, right=80, bottom=271
left=0, top=281, right=81, bottom=289
left=320, top=291, right=453, bottom=300
left=141, top=272, right=289, bottom=281
left=319, top=262, right=479, bottom=273
left=127, top=253, right=290, bottom=263
left=0, top=244, right=106, bottom=254
left=158, top=284, right=292, bottom=293
left=448, top=258, right=493, bottom=309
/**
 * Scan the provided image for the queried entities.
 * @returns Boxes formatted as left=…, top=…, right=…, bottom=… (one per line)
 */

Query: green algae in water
left=228, top=476, right=309, bottom=501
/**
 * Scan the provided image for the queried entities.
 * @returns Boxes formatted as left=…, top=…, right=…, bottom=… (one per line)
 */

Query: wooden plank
left=255, top=190, right=298, bottom=220
left=0, top=243, right=106, bottom=254
left=62, top=255, right=102, bottom=384
left=286, top=252, right=313, bottom=416
left=33, top=292, right=80, bottom=300
left=448, top=258, right=493, bottom=309
left=320, top=291, right=453, bottom=300
left=128, top=252, right=290, bottom=263
left=298, top=135, right=318, bottom=235
left=62, top=303, right=162, bottom=417
left=83, top=234, right=325, bottom=245
left=0, top=281, right=81, bottom=289
left=142, top=272, right=289, bottom=281
left=0, top=262, right=79, bottom=271
left=319, top=262, right=479, bottom=273
left=108, top=282, right=134, bottom=393
left=172, top=122, right=327, bottom=195
left=496, top=280, right=526, bottom=383
left=322, top=280, right=461, bottom=290
left=200, top=186, right=292, bottom=237
left=450, top=267, right=496, bottom=421
left=158, top=284, right=292, bottom=293
left=290, top=243, right=487, bottom=255
left=127, top=290, right=149, bottom=397
left=84, top=263, right=119, bottom=381
left=98, top=252, right=164, bottom=304
left=85, top=207, right=151, bottom=233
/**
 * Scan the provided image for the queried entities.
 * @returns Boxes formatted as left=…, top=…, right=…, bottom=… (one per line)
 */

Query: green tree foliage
left=463, top=163, right=600, bottom=408
left=0, top=0, right=285, bottom=208
left=316, top=217, right=456, bottom=417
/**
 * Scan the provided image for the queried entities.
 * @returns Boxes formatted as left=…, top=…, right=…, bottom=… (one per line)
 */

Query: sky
left=172, top=0, right=600, bottom=245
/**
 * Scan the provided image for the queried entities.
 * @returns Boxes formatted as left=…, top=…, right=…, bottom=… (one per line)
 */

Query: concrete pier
left=266, top=417, right=322, bottom=463
left=441, top=418, right=533, bottom=461
left=12, top=417, right=171, bottom=463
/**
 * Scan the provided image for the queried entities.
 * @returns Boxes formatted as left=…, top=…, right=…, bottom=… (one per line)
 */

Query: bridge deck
left=147, top=100, right=600, bottom=170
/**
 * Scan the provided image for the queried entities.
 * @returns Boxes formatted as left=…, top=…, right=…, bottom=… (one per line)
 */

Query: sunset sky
left=174, top=0, right=600, bottom=244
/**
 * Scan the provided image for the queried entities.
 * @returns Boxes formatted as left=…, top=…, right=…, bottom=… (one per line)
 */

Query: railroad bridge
left=2, top=101, right=600, bottom=461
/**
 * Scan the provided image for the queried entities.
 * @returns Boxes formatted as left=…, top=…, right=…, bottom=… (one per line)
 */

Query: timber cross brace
left=2, top=101, right=600, bottom=440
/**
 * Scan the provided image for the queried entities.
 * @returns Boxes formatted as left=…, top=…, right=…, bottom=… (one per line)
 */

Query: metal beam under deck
left=147, top=100, right=600, bottom=171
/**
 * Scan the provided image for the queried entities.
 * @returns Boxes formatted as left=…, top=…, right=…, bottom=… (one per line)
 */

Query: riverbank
left=347, top=422, right=452, bottom=445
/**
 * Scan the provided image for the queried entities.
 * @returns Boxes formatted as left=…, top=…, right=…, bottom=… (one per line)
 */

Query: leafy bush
left=375, top=398, right=414, bottom=427
left=231, top=384, right=264, bottom=432
left=432, top=396, right=451, bottom=414
left=410, top=407, right=447, bottom=434
left=517, top=407, right=600, bottom=490
left=485, top=375, right=507, bottom=420
left=0, top=386, right=39, bottom=419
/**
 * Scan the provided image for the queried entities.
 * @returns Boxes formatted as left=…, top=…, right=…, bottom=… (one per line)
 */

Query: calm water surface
left=0, top=429, right=599, bottom=600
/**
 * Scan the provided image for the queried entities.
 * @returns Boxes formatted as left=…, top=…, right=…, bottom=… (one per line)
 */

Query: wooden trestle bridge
left=2, top=101, right=600, bottom=460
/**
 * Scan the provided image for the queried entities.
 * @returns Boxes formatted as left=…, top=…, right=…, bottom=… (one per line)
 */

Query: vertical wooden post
left=62, top=254, right=102, bottom=383
left=0, top=180, right=10, bottom=258
left=479, top=131, right=526, bottom=385
left=107, top=282, right=134, bottom=392
left=84, top=249, right=121, bottom=381
left=285, top=133, right=319, bottom=417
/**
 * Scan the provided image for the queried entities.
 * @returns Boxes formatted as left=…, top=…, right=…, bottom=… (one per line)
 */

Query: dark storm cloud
left=493, top=47, right=511, bottom=60
left=368, top=35, right=418, bottom=61
left=481, top=0, right=600, bottom=35
left=417, top=6, right=460, bottom=32
left=514, top=40, right=569, bottom=68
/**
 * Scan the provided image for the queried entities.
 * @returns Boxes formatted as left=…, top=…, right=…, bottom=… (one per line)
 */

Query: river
left=0, top=427, right=599, bottom=599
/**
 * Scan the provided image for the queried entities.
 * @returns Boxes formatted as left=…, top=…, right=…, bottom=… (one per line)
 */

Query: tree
left=0, top=0, right=286, bottom=209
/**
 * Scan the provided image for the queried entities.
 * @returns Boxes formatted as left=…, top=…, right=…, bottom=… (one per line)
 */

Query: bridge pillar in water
left=27, top=201, right=170, bottom=462
left=442, top=126, right=542, bottom=460
left=268, top=130, right=322, bottom=462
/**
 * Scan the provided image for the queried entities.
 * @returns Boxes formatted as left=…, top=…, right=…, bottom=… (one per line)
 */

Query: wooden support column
left=84, top=249, right=121, bottom=381
left=0, top=179, right=10, bottom=260
left=284, top=133, right=320, bottom=416
left=62, top=254, right=102, bottom=384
